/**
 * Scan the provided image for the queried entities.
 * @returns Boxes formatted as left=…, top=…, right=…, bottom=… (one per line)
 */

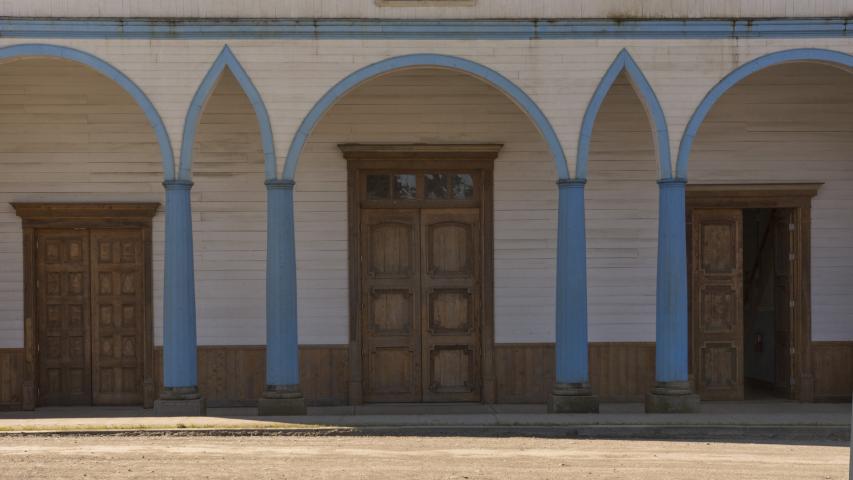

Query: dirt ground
left=0, top=435, right=847, bottom=480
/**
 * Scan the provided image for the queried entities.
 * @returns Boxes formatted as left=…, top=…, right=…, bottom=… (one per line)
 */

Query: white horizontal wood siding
left=191, top=70, right=267, bottom=345
left=690, top=63, right=853, bottom=341
left=0, top=58, right=165, bottom=348
left=2, top=0, right=851, bottom=19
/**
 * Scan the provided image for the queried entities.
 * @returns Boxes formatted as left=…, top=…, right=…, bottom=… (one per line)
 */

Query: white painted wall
left=690, top=62, right=853, bottom=342
left=1, top=0, right=851, bottom=19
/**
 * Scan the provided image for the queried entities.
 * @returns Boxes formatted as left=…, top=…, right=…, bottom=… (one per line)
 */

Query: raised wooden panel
left=426, top=221, right=472, bottom=276
left=36, top=230, right=92, bottom=406
left=427, top=288, right=473, bottom=335
left=691, top=209, right=744, bottom=401
left=368, top=222, right=415, bottom=278
left=698, top=285, right=738, bottom=334
left=367, top=347, right=417, bottom=396
left=427, top=345, right=475, bottom=394
left=700, top=223, right=737, bottom=273
left=368, top=289, right=414, bottom=336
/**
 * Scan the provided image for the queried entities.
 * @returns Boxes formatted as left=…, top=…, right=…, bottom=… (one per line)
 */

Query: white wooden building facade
left=0, top=0, right=850, bottom=413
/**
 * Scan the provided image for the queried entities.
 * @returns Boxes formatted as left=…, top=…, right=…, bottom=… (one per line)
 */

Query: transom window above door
left=365, top=172, right=476, bottom=202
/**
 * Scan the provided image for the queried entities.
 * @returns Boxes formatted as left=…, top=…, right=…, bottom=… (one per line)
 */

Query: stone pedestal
left=154, top=387, right=206, bottom=416
left=644, top=381, right=700, bottom=413
left=258, top=385, right=307, bottom=416
left=548, top=383, right=599, bottom=414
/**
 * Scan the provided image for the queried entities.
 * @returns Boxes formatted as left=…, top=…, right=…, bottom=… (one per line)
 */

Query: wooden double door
left=34, top=227, right=148, bottom=406
left=346, top=150, right=496, bottom=404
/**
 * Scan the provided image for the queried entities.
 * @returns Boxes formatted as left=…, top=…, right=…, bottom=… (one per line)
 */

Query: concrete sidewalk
left=0, top=401, right=849, bottom=438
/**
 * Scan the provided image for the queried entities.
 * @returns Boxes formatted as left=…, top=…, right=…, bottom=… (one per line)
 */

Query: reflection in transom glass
left=451, top=174, right=474, bottom=200
left=393, top=174, right=417, bottom=200
left=425, top=173, right=448, bottom=199
left=366, top=174, right=391, bottom=199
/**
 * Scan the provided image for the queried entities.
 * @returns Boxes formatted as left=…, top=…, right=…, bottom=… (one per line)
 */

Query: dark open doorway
left=742, top=208, right=794, bottom=399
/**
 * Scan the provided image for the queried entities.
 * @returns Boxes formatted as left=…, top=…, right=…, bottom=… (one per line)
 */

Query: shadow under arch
left=0, top=43, right=175, bottom=180
left=676, top=48, right=853, bottom=179
left=576, top=49, right=671, bottom=180
left=178, top=45, right=276, bottom=181
left=281, top=53, right=570, bottom=181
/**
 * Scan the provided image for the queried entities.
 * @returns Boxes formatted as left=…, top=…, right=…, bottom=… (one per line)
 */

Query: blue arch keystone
left=676, top=48, right=853, bottom=179
left=178, top=45, right=277, bottom=180
left=282, top=53, right=570, bottom=180
left=577, top=49, right=671, bottom=180
left=0, top=43, right=175, bottom=180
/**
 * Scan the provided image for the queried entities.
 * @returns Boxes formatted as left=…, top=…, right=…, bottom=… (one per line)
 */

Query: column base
left=644, top=381, right=700, bottom=413
left=258, top=385, right=306, bottom=416
left=547, top=383, right=599, bottom=414
left=154, top=387, right=206, bottom=416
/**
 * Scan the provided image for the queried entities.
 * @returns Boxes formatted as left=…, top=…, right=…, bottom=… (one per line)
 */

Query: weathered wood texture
left=494, top=342, right=655, bottom=403
left=153, top=346, right=349, bottom=407
left=812, top=342, right=853, bottom=402
left=0, top=348, right=23, bottom=409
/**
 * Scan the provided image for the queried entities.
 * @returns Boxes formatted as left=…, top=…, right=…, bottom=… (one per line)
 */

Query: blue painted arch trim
left=282, top=53, right=569, bottom=180
left=179, top=45, right=277, bottom=180
left=577, top=49, right=671, bottom=180
left=676, top=48, right=853, bottom=179
left=0, top=43, right=175, bottom=180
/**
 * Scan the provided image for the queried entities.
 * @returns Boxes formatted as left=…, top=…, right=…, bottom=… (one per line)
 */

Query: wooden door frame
left=340, top=144, right=500, bottom=404
left=686, top=183, right=821, bottom=401
left=12, top=203, right=160, bottom=409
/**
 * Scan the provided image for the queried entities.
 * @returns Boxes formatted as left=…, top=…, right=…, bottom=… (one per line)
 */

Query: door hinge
left=35, top=280, right=40, bottom=289
left=788, top=223, right=795, bottom=231
left=789, top=300, right=795, bottom=308
left=789, top=253, right=795, bottom=261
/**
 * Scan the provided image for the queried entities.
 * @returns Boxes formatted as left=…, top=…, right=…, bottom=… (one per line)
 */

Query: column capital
left=556, top=178, right=587, bottom=188
left=265, top=178, right=295, bottom=190
left=162, top=179, right=193, bottom=190
left=657, top=177, right=687, bottom=187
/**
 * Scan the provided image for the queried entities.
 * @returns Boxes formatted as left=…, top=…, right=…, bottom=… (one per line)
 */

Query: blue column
left=259, top=179, right=305, bottom=415
left=655, top=179, right=689, bottom=384
left=265, top=179, right=300, bottom=387
left=646, top=178, right=698, bottom=413
left=161, top=180, right=199, bottom=392
left=554, top=179, right=590, bottom=385
left=549, top=179, right=597, bottom=413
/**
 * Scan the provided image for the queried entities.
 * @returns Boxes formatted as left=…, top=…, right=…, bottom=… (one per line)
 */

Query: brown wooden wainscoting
left=154, top=345, right=349, bottom=407
left=494, top=342, right=656, bottom=403
left=0, top=348, right=24, bottom=410
left=811, top=341, right=853, bottom=402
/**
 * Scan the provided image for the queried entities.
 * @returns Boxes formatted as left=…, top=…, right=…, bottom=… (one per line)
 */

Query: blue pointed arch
left=282, top=53, right=569, bottom=180
left=676, top=48, right=853, bottom=179
left=577, top=49, right=671, bottom=180
left=0, top=43, right=175, bottom=180
left=178, top=45, right=276, bottom=180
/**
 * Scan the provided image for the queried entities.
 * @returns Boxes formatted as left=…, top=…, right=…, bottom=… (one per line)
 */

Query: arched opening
left=585, top=71, right=660, bottom=400
left=687, top=60, right=853, bottom=402
left=297, top=66, right=558, bottom=404
left=0, top=56, right=163, bottom=408
left=188, top=67, right=268, bottom=404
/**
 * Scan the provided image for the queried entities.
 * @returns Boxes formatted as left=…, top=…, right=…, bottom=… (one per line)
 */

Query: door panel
left=773, top=210, right=794, bottom=397
left=691, top=209, right=744, bottom=400
left=361, top=209, right=421, bottom=402
left=90, top=229, right=146, bottom=405
left=421, top=209, right=481, bottom=402
left=36, top=229, right=92, bottom=406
